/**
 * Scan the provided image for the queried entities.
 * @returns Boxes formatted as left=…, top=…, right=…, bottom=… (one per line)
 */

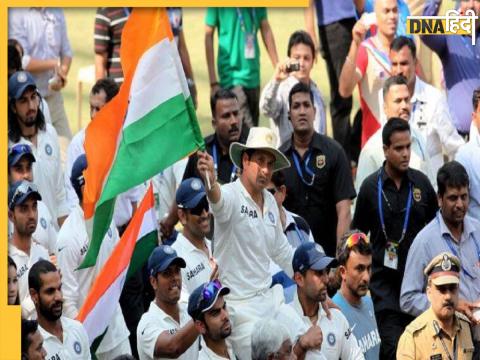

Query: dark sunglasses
left=189, top=197, right=209, bottom=216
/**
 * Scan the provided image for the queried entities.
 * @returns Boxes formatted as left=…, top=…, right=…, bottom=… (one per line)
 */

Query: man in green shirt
left=205, top=7, right=278, bottom=130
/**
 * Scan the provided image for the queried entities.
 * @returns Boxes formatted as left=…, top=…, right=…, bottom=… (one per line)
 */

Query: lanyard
left=377, top=170, right=413, bottom=244
left=236, top=8, right=256, bottom=33
left=212, top=143, right=236, bottom=183
left=442, top=231, right=480, bottom=280
left=292, top=150, right=315, bottom=186
left=434, top=320, right=457, bottom=360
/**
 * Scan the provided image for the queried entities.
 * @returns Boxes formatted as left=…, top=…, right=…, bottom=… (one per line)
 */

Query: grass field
left=62, top=8, right=361, bottom=137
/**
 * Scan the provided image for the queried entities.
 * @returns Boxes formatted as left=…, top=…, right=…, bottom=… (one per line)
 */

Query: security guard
left=397, top=252, right=475, bottom=359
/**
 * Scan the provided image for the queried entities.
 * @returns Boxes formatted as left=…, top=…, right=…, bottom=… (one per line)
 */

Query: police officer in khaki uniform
left=397, top=252, right=475, bottom=359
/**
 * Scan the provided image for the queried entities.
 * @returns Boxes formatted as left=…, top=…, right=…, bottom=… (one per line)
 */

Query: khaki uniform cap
left=424, top=252, right=461, bottom=286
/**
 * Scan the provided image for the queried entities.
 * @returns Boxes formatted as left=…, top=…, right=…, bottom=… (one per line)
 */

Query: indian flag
left=81, top=8, right=204, bottom=268
left=77, top=183, right=157, bottom=346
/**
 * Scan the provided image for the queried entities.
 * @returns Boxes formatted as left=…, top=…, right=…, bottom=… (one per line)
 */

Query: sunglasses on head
left=9, top=181, right=38, bottom=209
left=197, top=279, right=222, bottom=309
left=343, top=232, right=369, bottom=250
left=8, top=144, right=32, bottom=157
left=189, top=197, right=209, bottom=216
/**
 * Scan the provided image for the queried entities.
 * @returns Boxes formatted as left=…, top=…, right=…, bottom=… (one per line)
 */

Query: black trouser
left=318, top=18, right=355, bottom=160
left=375, top=310, right=414, bottom=360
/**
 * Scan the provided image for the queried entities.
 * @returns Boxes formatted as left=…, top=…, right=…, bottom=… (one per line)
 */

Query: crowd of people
left=7, top=1, right=480, bottom=359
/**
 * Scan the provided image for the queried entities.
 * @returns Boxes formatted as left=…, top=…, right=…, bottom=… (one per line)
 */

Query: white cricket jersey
left=9, top=124, right=69, bottom=222
left=8, top=200, right=57, bottom=255
left=198, top=337, right=236, bottom=360
left=56, top=204, right=129, bottom=353
left=275, top=293, right=365, bottom=360
left=172, top=233, right=213, bottom=303
left=38, top=316, right=90, bottom=360
left=210, top=179, right=294, bottom=300
left=9, top=241, right=49, bottom=319
left=137, top=301, right=199, bottom=360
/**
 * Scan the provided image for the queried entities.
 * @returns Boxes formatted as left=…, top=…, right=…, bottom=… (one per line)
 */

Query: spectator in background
left=333, top=231, right=381, bottom=360
left=305, top=0, right=361, bottom=159
left=456, top=88, right=480, bottom=220
left=8, top=256, right=20, bottom=306
left=363, top=0, right=411, bottom=38
left=280, top=83, right=355, bottom=257
left=9, top=8, right=73, bottom=139
left=8, top=71, right=69, bottom=228
left=8, top=180, right=49, bottom=320
left=353, top=118, right=438, bottom=358
left=422, top=0, right=480, bottom=139
left=380, top=36, right=464, bottom=185
left=339, top=0, right=398, bottom=147
left=205, top=7, right=279, bottom=130
left=21, top=319, right=47, bottom=360
left=260, top=30, right=326, bottom=147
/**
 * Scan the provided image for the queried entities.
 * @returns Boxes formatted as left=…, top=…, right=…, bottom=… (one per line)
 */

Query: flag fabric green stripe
left=126, top=231, right=157, bottom=279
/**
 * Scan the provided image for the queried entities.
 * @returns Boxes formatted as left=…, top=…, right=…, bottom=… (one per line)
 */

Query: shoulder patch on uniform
left=405, top=318, right=428, bottom=334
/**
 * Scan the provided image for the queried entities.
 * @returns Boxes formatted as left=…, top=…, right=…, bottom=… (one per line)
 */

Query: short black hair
left=382, top=117, right=410, bottom=146
left=287, top=30, right=316, bottom=59
left=210, top=88, right=237, bottom=117
left=288, top=82, right=314, bottom=109
left=437, top=161, right=470, bottom=197
left=390, top=36, right=417, bottom=59
left=473, top=87, right=480, bottom=111
left=271, top=171, right=286, bottom=188
left=337, top=230, right=372, bottom=266
left=8, top=39, right=23, bottom=77
left=91, top=78, right=119, bottom=102
left=382, top=75, right=408, bottom=100
left=21, top=319, right=39, bottom=359
left=28, top=259, right=57, bottom=294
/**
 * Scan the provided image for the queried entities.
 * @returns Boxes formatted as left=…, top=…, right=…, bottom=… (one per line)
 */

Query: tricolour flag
left=81, top=8, right=204, bottom=269
left=77, top=183, right=157, bottom=346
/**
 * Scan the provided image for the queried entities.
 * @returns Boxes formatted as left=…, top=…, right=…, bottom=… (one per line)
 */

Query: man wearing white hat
left=197, top=126, right=294, bottom=360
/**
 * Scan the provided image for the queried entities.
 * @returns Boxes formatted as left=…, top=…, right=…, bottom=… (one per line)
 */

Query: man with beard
left=28, top=260, right=90, bottom=359
left=397, top=253, right=475, bottom=359
left=333, top=231, right=381, bottom=360
left=172, top=178, right=216, bottom=302
left=8, top=180, right=49, bottom=320
left=353, top=118, right=438, bottom=358
left=160, top=88, right=243, bottom=238
left=280, top=82, right=355, bottom=257
left=197, top=126, right=293, bottom=359
left=401, top=162, right=480, bottom=332
left=136, top=245, right=199, bottom=360
left=275, top=242, right=364, bottom=359
left=8, top=71, right=69, bottom=228
left=188, top=281, right=236, bottom=359
left=356, top=75, right=430, bottom=191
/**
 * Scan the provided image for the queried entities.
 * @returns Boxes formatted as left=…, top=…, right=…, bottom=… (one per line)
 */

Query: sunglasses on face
left=197, top=279, right=222, bottom=308
left=189, top=197, right=209, bottom=216
left=9, top=181, right=38, bottom=209
left=343, top=232, right=369, bottom=250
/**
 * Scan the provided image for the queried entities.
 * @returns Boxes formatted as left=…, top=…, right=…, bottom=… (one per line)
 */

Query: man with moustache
left=137, top=245, right=199, bottom=360
left=356, top=75, right=431, bottom=191
left=8, top=180, right=49, bottom=320
left=353, top=118, right=438, bottom=358
left=29, top=260, right=90, bottom=359
left=188, top=281, right=236, bottom=359
left=8, top=71, right=69, bottom=228
left=275, top=242, right=364, bottom=359
left=401, top=162, right=480, bottom=332
left=160, top=88, right=243, bottom=238
left=280, top=82, right=355, bottom=257
left=196, top=126, right=293, bottom=359
left=172, top=178, right=215, bottom=302
left=333, top=231, right=381, bottom=360
left=379, top=36, right=464, bottom=185
left=397, top=253, right=475, bottom=359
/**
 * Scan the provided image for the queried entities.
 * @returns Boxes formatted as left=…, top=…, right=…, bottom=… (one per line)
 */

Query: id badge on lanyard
left=244, top=33, right=256, bottom=59
left=384, top=241, right=399, bottom=270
